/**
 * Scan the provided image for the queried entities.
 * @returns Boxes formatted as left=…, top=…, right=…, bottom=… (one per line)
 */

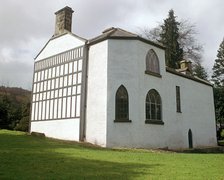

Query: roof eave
left=88, top=36, right=165, bottom=49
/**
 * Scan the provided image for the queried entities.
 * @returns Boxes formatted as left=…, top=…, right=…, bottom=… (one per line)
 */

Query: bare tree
left=139, top=19, right=203, bottom=64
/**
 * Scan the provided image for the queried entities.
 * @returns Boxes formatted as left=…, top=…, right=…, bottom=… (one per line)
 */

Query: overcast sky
left=0, top=0, right=223, bottom=90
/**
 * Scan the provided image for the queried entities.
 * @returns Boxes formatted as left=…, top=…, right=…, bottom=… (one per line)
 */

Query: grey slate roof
left=88, top=27, right=165, bottom=49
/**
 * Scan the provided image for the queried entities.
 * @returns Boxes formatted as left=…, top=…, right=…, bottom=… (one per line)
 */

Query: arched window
left=145, top=89, right=163, bottom=124
left=145, top=49, right=160, bottom=76
left=115, top=85, right=131, bottom=122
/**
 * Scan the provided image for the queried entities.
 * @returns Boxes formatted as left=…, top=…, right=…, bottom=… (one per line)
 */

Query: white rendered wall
left=85, top=41, right=108, bottom=147
left=36, top=34, right=85, bottom=61
left=31, top=119, right=80, bottom=141
left=106, top=39, right=216, bottom=149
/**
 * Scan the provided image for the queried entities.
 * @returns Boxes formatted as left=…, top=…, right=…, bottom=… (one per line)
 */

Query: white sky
left=0, top=0, right=223, bottom=89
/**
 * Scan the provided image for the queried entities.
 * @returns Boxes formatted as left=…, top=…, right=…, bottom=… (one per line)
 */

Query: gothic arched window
left=145, top=89, right=164, bottom=124
left=145, top=49, right=160, bottom=76
left=115, top=85, right=131, bottom=122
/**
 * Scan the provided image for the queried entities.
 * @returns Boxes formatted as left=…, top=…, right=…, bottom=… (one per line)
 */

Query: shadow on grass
left=0, top=131, right=160, bottom=179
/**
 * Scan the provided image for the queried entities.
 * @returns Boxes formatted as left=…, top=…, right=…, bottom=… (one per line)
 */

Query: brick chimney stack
left=54, top=6, right=74, bottom=36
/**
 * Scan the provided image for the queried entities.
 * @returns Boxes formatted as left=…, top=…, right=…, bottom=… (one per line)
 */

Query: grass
left=0, top=130, right=223, bottom=179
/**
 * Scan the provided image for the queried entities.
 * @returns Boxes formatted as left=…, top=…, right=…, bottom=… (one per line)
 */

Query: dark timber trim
left=79, top=44, right=88, bottom=141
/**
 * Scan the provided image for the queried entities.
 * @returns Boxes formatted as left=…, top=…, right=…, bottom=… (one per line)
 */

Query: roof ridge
left=116, top=28, right=138, bottom=37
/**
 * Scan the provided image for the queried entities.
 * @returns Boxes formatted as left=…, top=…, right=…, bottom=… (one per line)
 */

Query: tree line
left=0, top=86, right=30, bottom=131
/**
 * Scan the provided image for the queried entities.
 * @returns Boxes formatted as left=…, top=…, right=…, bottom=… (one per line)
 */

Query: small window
left=176, top=86, right=181, bottom=113
left=145, top=89, right=163, bottom=125
left=145, top=49, right=161, bottom=77
left=114, top=85, right=131, bottom=122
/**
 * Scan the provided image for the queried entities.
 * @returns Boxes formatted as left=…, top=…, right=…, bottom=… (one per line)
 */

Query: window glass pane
left=50, top=100, right=53, bottom=119
left=47, top=80, right=51, bottom=90
left=54, top=99, right=58, bottom=119
left=67, top=97, right=71, bottom=118
left=76, top=95, right=80, bottom=117
left=63, top=88, right=67, bottom=97
left=151, top=104, right=156, bottom=119
left=68, top=75, right=72, bottom=86
left=48, top=68, right=52, bottom=79
left=55, top=78, right=59, bottom=89
left=65, top=63, right=68, bottom=74
left=73, top=74, right=77, bottom=85
left=72, top=86, right=76, bottom=95
left=42, top=101, right=46, bottom=120
left=145, top=89, right=162, bottom=121
left=64, top=76, right=68, bottom=86
left=36, top=83, right=39, bottom=93
left=62, top=98, right=66, bottom=118
left=58, top=98, right=62, bottom=118
left=77, top=73, right=82, bottom=84
left=33, top=84, right=36, bottom=93
left=45, top=69, right=48, bottom=79
left=43, top=92, right=46, bottom=100
left=73, top=61, right=77, bottom=72
left=35, top=102, right=39, bottom=120
left=69, top=62, right=73, bottom=74
left=38, top=101, right=42, bottom=120
left=51, top=90, right=54, bottom=99
left=41, top=71, right=44, bottom=81
left=52, top=67, right=55, bottom=78
left=43, top=81, right=47, bottom=91
left=71, top=96, right=76, bottom=117
left=34, top=73, right=37, bottom=82
left=55, top=90, right=58, bottom=98
left=115, top=85, right=129, bottom=120
left=56, top=66, right=60, bottom=77
left=78, top=60, right=82, bottom=71
left=46, top=100, right=49, bottom=119
left=60, top=65, right=64, bottom=76
left=77, top=85, right=81, bottom=94
left=59, top=77, right=63, bottom=88
left=146, top=49, right=160, bottom=74
left=47, top=91, right=50, bottom=99
left=68, top=87, right=72, bottom=96
left=38, top=72, right=41, bottom=82
left=51, top=79, right=55, bottom=89
left=59, top=89, right=63, bottom=97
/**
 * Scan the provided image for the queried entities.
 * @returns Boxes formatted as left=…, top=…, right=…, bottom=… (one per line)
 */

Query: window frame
left=145, top=89, right=164, bottom=125
left=114, top=85, right=131, bottom=123
left=145, top=49, right=161, bottom=78
left=176, top=86, right=181, bottom=113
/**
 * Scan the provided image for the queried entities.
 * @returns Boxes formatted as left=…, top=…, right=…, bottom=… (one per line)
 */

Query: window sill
left=145, top=70, right=162, bottom=78
left=145, top=119, right=164, bottom=125
left=114, top=119, right=132, bottom=123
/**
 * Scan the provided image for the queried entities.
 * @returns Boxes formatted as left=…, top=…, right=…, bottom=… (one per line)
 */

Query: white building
left=30, top=6, right=217, bottom=149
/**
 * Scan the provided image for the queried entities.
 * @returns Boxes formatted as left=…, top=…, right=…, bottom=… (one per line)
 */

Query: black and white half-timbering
left=30, top=6, right=217, bottom=149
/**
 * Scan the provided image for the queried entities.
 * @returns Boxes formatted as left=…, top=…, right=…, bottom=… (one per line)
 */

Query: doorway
left=188, top=129, right=193, bottom=149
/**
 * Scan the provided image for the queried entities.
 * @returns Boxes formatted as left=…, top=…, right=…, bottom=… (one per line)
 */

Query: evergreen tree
left=212, top=38, right=224, bottom=126
left=160, top=9, right=183, bottom=68
left=212, top=38, right=224, bottom=87
left=193, top=63, right=208, bottom=80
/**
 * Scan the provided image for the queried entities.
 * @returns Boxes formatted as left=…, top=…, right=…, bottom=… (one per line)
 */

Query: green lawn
left=0, top=130, right=223, bottom=179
